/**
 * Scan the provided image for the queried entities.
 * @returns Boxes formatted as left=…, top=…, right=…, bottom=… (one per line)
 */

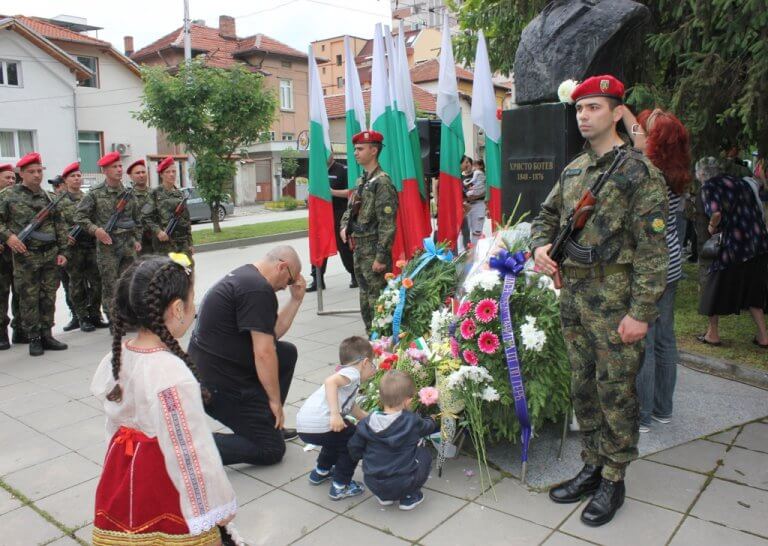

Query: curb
left=680, top=350, right=768, bottom=390
left=194, top=230, right=308, bottom=253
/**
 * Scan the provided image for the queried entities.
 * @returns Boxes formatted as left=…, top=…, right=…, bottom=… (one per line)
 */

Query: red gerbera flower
left=478, top=331, right=500, bottom=354
left=462, top=349, right=478, bottom=366
left=474, top=299, right=499, bottom=323
left=460, top=318, right=477, bottom=340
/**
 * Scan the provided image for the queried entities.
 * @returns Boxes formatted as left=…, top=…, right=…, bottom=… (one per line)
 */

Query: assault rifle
left=17, top=192, right=67, bottom=243
left=163, top=195, right=188, bottom=237
left=104, top=188, right=134, bottom=233
left=548, top=147, right=628, bottom=288
left=68, top=224, right=82, bottom=239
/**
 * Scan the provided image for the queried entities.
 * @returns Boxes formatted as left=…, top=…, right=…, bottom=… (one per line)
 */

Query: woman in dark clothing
left=695, top=157, right=768, bottom=348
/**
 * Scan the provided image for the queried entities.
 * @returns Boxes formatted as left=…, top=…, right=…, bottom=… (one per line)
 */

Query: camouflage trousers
left=97, top=235, right=136, bottom=320
left=139, top=231, right=155, bottom=257
left=153, top=237, right=192, bottom=260
left=66, top=244, right=102, bottom=320
left=352, top=234, right=390, bottom=333
left=559, top=269, right=643, bottom=482
left=0, top=250, right=19, bottom=330
left=12, top=246, right=60, bottom=337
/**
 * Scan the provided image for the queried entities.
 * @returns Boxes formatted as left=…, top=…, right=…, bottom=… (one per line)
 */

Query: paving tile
left=296, top=363, right=338, bottom=385
left=0, top=380, right=44, bottom=400
left=0, top=390, right=74, bottom=418
left=283, top=403, right=299, bottom=429
left=35, top=477, right=97, bottom=529
left=48, top=536, right=81, bottom=545
left=294, top=515, right=410, bottom=545
left=0, top=487, right=22, bottom=515
left=692, top=478, right=768, bottom=537
left=0, top=505, right=65, bottom=546
left=74, top=523, right=93, bottom=545
left=2, top=359, right=74, bottom=381
left=669, top=516, right=768, bottom=546
left=0, top=372, right=22, bottom=387
left=4, top=452, right=101, bottom=501
left=422, top=502, right=551, bottom=546
left=46, top=415, right=105, bottom=450
left=716, top=446, right=768, bottom=490
left=0, top=432, right=70, bottom=475
left=281, top=467, right=371, bottom=514
left=285, top=378, right=322, bottom=405
left=29, top=367, right=93, bottom=389
left=237, top=441, right=317, bottom=487
left=646, top=439, right=727, bottom=474
left=346, top=489, right=466, bottom=542
left=0, top=416, right=39, bottom=444
left=424, top=454, right=501, bottom=501
left=234, top=489, right=336, bottom=546
left=475, top=477, right=580, bottom=528
left=17, top=400, right=100, bottom=433
left=226, top=468, right=273, bottom=505
left=541, top=532, right=594, bottom=545
left=76, top=442, right=107, bottom=466
left=735, top=422, right=768, bottom=453
left=561, top=498, right=683, bottom=546
left=707, top=426, right=740, bottom=445
left=625, top=459, right=708, bottom=512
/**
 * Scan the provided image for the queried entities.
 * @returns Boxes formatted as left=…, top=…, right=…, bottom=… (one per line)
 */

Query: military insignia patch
left=565, top=168, right=582, bottom=177
left=600, top=79, right=610, bottom=92
left=383, top=205, right=393, bottom=214
left=651, top=218, right=665, bottom=233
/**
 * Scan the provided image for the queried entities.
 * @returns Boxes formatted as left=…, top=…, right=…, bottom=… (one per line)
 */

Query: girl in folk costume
left=90, top=254, right=244, bottom=545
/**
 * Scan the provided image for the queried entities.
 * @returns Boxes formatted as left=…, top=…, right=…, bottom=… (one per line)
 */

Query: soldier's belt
left=562, top=263, right=630, bottom=280
left=115, top=219, right=136, bottom=229
left=28, top=231, right=56, bottom=243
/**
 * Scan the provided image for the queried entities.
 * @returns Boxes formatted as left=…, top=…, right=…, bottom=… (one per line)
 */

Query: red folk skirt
left=92, top=426, right=220, bottom=546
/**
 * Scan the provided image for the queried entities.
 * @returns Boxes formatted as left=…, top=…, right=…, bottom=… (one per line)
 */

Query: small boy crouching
left=349, top=370, right=439, bottom=510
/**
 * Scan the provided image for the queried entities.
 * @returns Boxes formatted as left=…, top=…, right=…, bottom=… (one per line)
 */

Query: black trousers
left=204, top=341, right=297, bottom=466
left=299, top=425, right=358, bottom=485
left=311, top=212, right=355, bottom=283
left=364, top=446, right=432, bottom=501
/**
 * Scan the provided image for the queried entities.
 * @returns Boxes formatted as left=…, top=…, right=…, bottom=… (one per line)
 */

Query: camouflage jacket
left=133, top=187, right=153, bottom=235
left=74, top=182, right=141, bottom=241
left=0, top=184, right=69, bottom=254
left=530, top=144, right=669, bottom=323
left=142, top=185, right=192, bottom=244
left=59, top=191, right=95, bottom=245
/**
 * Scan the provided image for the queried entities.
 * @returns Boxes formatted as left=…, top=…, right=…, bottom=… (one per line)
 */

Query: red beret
left=571, top=75, right=625, bottom=103
left=97, top=151, right=121, bottom=168
left=352, top=130, right=384, bottom=145
left=62, top=162, right=80, bottom=178
left=157, top=156, right=175, bottom=174
left=126, top=159, right=146, bottom=174
left=0, top=163, right=13, bottom=173
left=16, top=152, right=42, bottom=169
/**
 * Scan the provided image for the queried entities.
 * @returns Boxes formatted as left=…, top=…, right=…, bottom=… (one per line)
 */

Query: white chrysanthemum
left=465, top=269, right=502, bottom=293
left=481, top=386, right=500, bottom=402
left=430, top=308, right=453, bottom=341
left=558, top=79, right=578, bottom=104
left=520, top=316, right=546, bottom=352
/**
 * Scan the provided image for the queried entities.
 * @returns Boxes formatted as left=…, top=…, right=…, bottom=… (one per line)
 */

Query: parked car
left=181, top=187, right=234, bottom=223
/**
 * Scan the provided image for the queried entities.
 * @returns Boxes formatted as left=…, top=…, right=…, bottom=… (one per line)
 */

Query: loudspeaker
left=500, top=102, right=584, bottom=219
left=416, top=119, right=441, bottom=178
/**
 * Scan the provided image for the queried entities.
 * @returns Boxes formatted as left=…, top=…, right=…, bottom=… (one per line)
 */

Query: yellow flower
left=168, top=252, right=192, bottom=268
left=377, top=305, right=384, bottom=313
left=385, top=272, right=395, bottom=280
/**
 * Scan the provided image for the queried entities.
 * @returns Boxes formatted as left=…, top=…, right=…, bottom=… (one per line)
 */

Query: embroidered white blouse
left=91, top=343, right=237, bottom=535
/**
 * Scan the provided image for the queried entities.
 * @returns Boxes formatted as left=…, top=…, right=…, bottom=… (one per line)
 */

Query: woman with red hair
left=625, top=108, right=692, bottom=433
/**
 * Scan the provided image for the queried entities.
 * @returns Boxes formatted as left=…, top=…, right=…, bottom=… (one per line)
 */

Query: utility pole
left=183, top=0, right=192, bottom=64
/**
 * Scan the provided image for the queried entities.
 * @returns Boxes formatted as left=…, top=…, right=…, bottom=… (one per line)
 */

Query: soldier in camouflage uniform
left=0, top=153, right=69, bottom=356
left=142, top=156, right=193, bottom=256
left=340, top=130, right=398, bottom=333
left=59, top=162, right=104, bottom=332
left=49, top=174, right=78, bottom=332
left=531, top=76, right=668, bottom=527
left=127, top=159, right=154, bottom=256
left=75, top=152, right=142, bottom=322
left=0, top=163, right=19, bottom=349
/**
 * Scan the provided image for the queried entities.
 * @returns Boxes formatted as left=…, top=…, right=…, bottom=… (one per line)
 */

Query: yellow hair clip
left=168, top=252, right=192, bottom=274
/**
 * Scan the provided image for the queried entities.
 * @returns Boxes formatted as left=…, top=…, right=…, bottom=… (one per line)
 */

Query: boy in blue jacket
left=348, top=370, right=439, bottom=510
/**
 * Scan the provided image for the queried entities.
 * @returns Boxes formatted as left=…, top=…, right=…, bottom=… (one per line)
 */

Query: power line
left=236, top=0, right=301, bottom=19
left=303, top=0, right=390, bottom=17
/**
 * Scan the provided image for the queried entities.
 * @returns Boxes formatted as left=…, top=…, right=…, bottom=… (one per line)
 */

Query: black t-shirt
left=189, top=264, right=277, bottom=390
left=328, top=161, right=349, bottom=216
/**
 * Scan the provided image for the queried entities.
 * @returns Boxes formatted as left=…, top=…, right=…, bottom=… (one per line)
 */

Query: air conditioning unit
left=112, top=142, right=131, bottom=156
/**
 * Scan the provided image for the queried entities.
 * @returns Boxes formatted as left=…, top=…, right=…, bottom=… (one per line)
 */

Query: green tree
left=281, top=148, right=300, bottom=180
left=135, top=60, right=277, bottom=232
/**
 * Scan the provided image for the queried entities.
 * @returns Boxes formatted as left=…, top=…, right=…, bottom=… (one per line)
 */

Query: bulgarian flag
left=344, top=36, right=366, bottom=187
left=370, top=24, right=400, bottom=187
left=436, top=13, right=465, bottom=249
left=307, top=47, right=337, bottom=267
left=471, top=30, right=502, bottom=229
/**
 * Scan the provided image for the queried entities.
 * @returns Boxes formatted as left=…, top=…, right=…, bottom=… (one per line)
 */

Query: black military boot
left=0, top=327, right=9, bottom=350
left=580, top=478, right=625, bottom=527
left=41, top=330, right=68, bottom=351
left=12, top=330, right=29, bottom=344
left=349, top=275, right=358, bottom=288
left=62, top=316, right=80, bottom=332
left=549, top=464, right=603, bottom=504
left=306, top=278, right=324, bottom=293
left=89, top=315, right=110, bottom=329
left=79, top=318, right=95, bottom=332
left=29, top=337, right=44, bottom=356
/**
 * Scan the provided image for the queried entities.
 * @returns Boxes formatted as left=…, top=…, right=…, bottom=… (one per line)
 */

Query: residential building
left=391, top=0, right=456, bottom=31
left=311, top=35, right=368, bottom=96
left=0, top=15, right=155, bottom=187
left=355, top=27, right=442, bottom=89
left=130, top=15, right=311, bottom=203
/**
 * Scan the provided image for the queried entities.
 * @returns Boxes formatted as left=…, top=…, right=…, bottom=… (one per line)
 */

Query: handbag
left=701, top=232, right=722, bottom=260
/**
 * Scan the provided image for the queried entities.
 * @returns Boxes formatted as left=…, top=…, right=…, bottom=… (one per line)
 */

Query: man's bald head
left=266, top=245, right=302, bottom=273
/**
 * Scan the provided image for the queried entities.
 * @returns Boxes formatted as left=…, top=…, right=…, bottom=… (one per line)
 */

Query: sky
left=2, top=0, right=393, bottom=53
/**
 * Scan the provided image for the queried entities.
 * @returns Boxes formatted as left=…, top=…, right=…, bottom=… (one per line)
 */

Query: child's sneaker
left=328, top=480, right=365, bottom=500
left=308, top=467, right=333, bottom=485
left=651, top=415, right=671, bottom=424
left=399, top=490, right=424, bottom=510
left=375, top=495, right=394, bottom=506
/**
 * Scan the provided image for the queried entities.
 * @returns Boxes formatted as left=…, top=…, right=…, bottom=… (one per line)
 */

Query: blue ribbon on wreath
left=489, top=249, right=532, bottom=463
left=391, top=237, right=453, bottom=342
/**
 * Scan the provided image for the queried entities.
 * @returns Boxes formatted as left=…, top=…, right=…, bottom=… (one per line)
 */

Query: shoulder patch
left=565, top=168, right=582, bottom=177
left=383, top=205, right=393, bottom=215
left=651, top=216, right=666, bottom=233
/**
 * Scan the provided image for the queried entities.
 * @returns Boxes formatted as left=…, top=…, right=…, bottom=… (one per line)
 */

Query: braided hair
left=106, top=255, right=208, bottom=403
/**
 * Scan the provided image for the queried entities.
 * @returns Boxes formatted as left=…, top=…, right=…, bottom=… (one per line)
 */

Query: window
left=77, top=131, right=103, bottom=172
left=323, top=88, right=327, bottom=96
left=76, top=56, right=99, bottom=88
left=281, top=60, right=292, bottom=68
left=0, top=130, right=35, bottom=160
left=322, top=67, right=326, bottom=74
left=337, top=76, right=344, bottom=88
left=282, top=133, right=295, bottom=141
left=336, top=54, right=342, bottom=66
left=321, top=44, right=325, bottom=51
left=279, top=79, right=294, bottom=111
left=0, top=60, right=21, bottom=87
left=260, top=131, right=276, bottom=141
